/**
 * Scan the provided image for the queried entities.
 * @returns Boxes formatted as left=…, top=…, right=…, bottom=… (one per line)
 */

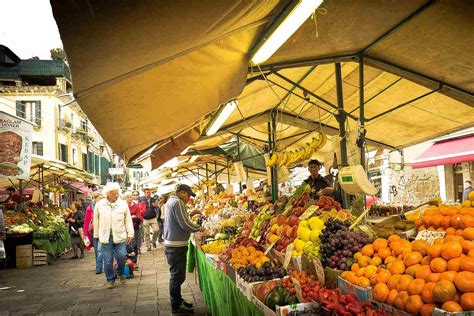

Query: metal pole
left=335, top=63, right=350, bottom=208
left=236, top=135, right=242, bottom=193
left=268, top=112, right=278, bottom=201
left=359, top=55, right=366, bottom=169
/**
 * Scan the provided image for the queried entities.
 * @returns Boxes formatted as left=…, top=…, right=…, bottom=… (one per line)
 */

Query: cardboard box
left=226, top=263, right=237, bottom=284
left=205, top=253, right=225, bottom=271
left=337, top=276, right=372, bottom=302
left=371, top=300, right=411, bottom=315
left=276, top=302, right=319, bottom=316
left=433, top=308, right=474, bottom=316
left=236, top=275, right=262, bottom=300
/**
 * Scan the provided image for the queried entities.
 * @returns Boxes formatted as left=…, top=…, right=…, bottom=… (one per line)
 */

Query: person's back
left=163, top=195, right=199, bottom=247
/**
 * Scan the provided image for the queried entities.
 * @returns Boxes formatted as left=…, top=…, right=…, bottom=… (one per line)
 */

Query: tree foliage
left=50, top=48, right=66, bottom=61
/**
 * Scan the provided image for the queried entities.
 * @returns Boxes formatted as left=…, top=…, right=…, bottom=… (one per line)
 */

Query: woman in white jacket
left=93, top=183, right=134, bottom=289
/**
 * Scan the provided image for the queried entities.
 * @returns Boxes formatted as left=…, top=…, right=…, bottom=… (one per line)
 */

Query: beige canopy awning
left=51, top=0, right=474, bottom=168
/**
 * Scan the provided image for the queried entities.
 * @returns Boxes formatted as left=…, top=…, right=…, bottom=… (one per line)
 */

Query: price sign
left=415, top=230, right=446, bottom=245
left=284, top=244, right=294, bottom=269
left=313, top=258, right=325, bottom=286
left=299, top=205, right=319, bottom=220
left=291, top=277, right=304, bottom=302
left=265, top=241, right=277, bottom=255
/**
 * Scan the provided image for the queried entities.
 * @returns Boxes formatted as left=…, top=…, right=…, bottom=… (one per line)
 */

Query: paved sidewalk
left=0, top=245, right=209, bottom=315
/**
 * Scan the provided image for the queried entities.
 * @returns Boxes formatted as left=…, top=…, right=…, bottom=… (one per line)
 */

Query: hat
left=176, top=184, right=196, bottom=197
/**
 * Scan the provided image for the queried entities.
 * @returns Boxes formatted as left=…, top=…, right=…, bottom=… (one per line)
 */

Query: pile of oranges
left=341, top=204, right=474, bottom=315
left=415, top=204, right=474, bottom=238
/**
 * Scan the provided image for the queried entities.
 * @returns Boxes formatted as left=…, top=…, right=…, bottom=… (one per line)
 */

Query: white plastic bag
left=0, top=240, right=5, bottom=259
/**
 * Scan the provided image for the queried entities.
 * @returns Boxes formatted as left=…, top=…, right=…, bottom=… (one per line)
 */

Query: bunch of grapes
left=319, top=219, right=373, bottom=270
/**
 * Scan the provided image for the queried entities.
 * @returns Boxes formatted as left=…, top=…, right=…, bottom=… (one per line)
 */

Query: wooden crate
left=16, top=244, right=33, bottom=257
left=16, top=256, right=33, bottom=268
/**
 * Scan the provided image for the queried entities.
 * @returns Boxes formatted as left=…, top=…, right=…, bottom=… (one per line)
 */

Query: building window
left=58, top=143, right=68, bottom=163
left=32, top=142, right=43, bottom=156
left=82, top=153, right=88, bottom=171
left=80, top=119, right=88, bottom=132
left=72, top=147, right=78, bottom=166
left=70, top=113, right=75, bottom=132
left=95, top=154, right=100, bottom=176
left=16, top=101, right=41, bottom=125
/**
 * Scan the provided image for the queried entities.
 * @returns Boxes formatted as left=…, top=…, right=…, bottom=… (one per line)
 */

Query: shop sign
left=0, top=111, right=33, bottom=179
left=415, top=230, right=446, bottom=245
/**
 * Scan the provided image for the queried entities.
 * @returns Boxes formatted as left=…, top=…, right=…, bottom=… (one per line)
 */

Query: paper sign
left=415, top=230, right=446, bottom=245
left=0, top=111, right=33, bottom=179
left=265, top=241, right=277, bottom=255
left=283, top=244, right=294, bottom=269
left=299, top=205, right=319, bottom=220
left=313, top=258, right=325, bottom=286
left=349, top=208, right=370, bottom=231
left=291, top=277, right=304, bottom=303
left=256, top=236, right=262, bottom=243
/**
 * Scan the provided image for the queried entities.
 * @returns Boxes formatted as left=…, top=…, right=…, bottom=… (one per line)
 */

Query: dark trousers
left=164, top=246, right=188, bottom=309
left=158, top=219, right=164, bottom=242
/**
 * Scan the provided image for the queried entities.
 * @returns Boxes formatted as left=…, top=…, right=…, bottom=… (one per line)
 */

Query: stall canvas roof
left=51, top=0, right=474, bottom=169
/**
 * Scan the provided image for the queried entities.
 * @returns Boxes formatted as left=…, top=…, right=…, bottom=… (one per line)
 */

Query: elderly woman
left=123, top=191, right=143, bottom=267
left=93, top=183, right=134, bottom=289
left=65, top=201, right=86, bottom=259
left=84, top=192, right=105, bottom=274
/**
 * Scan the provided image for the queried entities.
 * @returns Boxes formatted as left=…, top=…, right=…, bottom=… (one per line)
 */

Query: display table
left=32, top=227, right=71, bottom=262
left=187, top=241, right=263, bottom=316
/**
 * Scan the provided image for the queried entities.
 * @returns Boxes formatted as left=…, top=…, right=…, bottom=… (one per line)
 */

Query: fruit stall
left=186, top=185, right=474, bottom=316
left=2, top=206, right=71, bottom=267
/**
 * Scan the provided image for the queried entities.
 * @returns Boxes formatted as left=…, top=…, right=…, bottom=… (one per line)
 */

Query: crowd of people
left=62, top=183, right=200, bottom=314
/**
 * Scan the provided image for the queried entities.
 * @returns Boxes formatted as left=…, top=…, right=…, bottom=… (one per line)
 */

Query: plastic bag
left=0, top=240, right=5, bottom=259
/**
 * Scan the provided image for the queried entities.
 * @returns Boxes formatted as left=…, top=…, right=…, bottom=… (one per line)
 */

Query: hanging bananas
left=265, top=131, right=327, bottom=168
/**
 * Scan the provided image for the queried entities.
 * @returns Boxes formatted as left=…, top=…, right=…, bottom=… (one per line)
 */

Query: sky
left=0, top=0, right=63, bottom=60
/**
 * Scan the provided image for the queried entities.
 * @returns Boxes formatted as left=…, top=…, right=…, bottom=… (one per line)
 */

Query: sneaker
left=119, top=275, right=126, bottom=285
left=106, top=283, right=114, bottom=289
left=129, top=251, right=136, bottom=257
left=172, top=302, right=194, bottom=314
left=182, top=300, right=194, bottom=308
left=95, top=271, right=102, bottom=275
left=147, top=246, right=152, bottom=251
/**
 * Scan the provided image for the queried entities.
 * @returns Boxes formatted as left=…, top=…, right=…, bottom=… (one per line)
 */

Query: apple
left=288, top=215, right=299, bottom=227
left=276, top=215, right=287, bottom=226
left=290, top=226, right=298, bottom=238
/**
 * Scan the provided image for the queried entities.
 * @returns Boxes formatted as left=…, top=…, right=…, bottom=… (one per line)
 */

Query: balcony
left=58, top=120, right=72, bottom=132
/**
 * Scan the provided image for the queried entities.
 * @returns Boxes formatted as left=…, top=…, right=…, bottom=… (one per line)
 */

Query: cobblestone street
left=0, top=245, right=209, bottom=316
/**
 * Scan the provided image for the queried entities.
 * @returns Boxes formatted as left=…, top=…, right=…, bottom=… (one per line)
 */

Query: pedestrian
left=123, top=191, right=143, bottom=268
left=163, top=184, right=201, bottom=314
left=304, top=159, right=333, bottom=199
left=463, top=180, right=473, bottom=201
left=131, top=191, right=144, bottom=254
left=84, top=192, right=105, bottom=274
left=158, top=195, right=169, bottom=243
left=141, top=189, right=159, bottom=251
left=93, top=182, right=134, bottom=289
left=3, top=187, right=20, bottom=210
left=65, top=201, right=86, bottom=259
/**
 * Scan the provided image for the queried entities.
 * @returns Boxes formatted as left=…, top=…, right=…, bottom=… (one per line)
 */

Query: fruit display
left=415, top=204, right=473, bottom=234
left=263, top=285, right=299, bottom=310
left=248, top=212, right=272, bottom=239
left=221, top=237, right=267, bottom=269
left=315, top=195, right=342, bottom=212
left=266, top=214, right=299, bottom=252
left=266, top=132, right=327, bottom=168
left=237, top=261, right=287, bottom=283
left=7, top=223, right=33, bottom=234
left=292, top=217, right=324, bottom=258
left=3, top=210, right=29, bottom=226
left=372, top=216, right=417, bottom=239
left=319, top=219, right=373, bottom=270
left=342, top=220, right=474, bottom=314
left=369, top=203, right=414, bottom=217
left=202, top=240, right=229, bottom=254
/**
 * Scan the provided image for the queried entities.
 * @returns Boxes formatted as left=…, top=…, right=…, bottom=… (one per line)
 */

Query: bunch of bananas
left=266, top=132, right=327, bottom=168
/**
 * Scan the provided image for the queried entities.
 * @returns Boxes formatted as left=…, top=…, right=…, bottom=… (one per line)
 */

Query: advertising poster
left=0, top=111, right=33, bottom=179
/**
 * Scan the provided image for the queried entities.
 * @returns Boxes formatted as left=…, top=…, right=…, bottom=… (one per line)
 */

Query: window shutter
left=64, top=145, right=68, bottom=162
left=35, top=101, right=41, bottom=125
left=37, top=142, right=43, bottom=156
left=16, top=101, right=24, bottom=118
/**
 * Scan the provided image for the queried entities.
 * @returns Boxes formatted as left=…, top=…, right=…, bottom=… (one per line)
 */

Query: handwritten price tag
left=415, top=230, right=446, bottom=245
left=284, top=244, right=294, bottom=269
left=265, top=241, right=277, bottom=255
left=299, top=205, right=319, bottom=220
left=313, top=258, right=325, bottom=286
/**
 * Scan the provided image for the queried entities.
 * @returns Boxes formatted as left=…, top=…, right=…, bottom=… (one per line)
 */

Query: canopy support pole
left=335, top=63, right=350, bottom=209
left=268, top=113, right=278, bottom=201
left=214, top=161, right=218, bottom=188
left=236, top=135, right=242, bottom=193
left=227, top=160, right=230, bottom=184
left=358, top=55, right=366, bottom=169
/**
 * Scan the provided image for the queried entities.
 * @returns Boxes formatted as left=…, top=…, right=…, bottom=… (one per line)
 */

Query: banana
left=287, top=151, right=296, bottom=165
left=267, top=152, right=278, bottom=167
left=303, top=144, right=313, bottom=160
left=279, top=152, right=289, bottom=166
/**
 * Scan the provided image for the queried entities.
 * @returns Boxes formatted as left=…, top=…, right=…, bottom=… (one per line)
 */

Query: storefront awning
left=412, top=135, right=474, bottom=169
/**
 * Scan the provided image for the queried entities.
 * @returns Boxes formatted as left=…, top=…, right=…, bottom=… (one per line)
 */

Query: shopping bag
left=0, top=240, right=6, bottom=259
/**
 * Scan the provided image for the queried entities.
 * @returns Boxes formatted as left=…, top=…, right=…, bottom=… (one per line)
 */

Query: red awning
left=412, top=135, right=474, bottom=169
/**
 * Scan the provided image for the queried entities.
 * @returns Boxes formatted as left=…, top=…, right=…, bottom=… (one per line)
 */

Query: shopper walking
left=141, top=189, right=159, bottom=251
left=123, top=192, right=143, bottom=267
left=84, top=192, right=105, bottom=274
left=66, top=201, right=86, bottom=259
left=164, top=184, right=201, bottom=314
left=93, top=183, right=134, bottom=289
left=463, top=180, right=473, bottom=201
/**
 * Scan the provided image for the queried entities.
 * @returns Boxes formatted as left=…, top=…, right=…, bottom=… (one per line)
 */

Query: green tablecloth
left=188, top=241, right=263, bottom=316
left=32, top=227, right=71, bottom=262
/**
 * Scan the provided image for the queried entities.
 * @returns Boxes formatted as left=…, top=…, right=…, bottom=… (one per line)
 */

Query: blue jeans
left=101, top=235, right=127, bottom=283
left=165, top=246, right=188, bottom=309
left=93, top=238, right=104, bottom=273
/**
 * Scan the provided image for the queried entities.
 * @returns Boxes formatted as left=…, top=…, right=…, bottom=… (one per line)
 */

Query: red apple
left=290, top=226, right=298, bottom=238
left=276, top=215, right=286, bottom=226
left=288, top=215, right=299, bottom=227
